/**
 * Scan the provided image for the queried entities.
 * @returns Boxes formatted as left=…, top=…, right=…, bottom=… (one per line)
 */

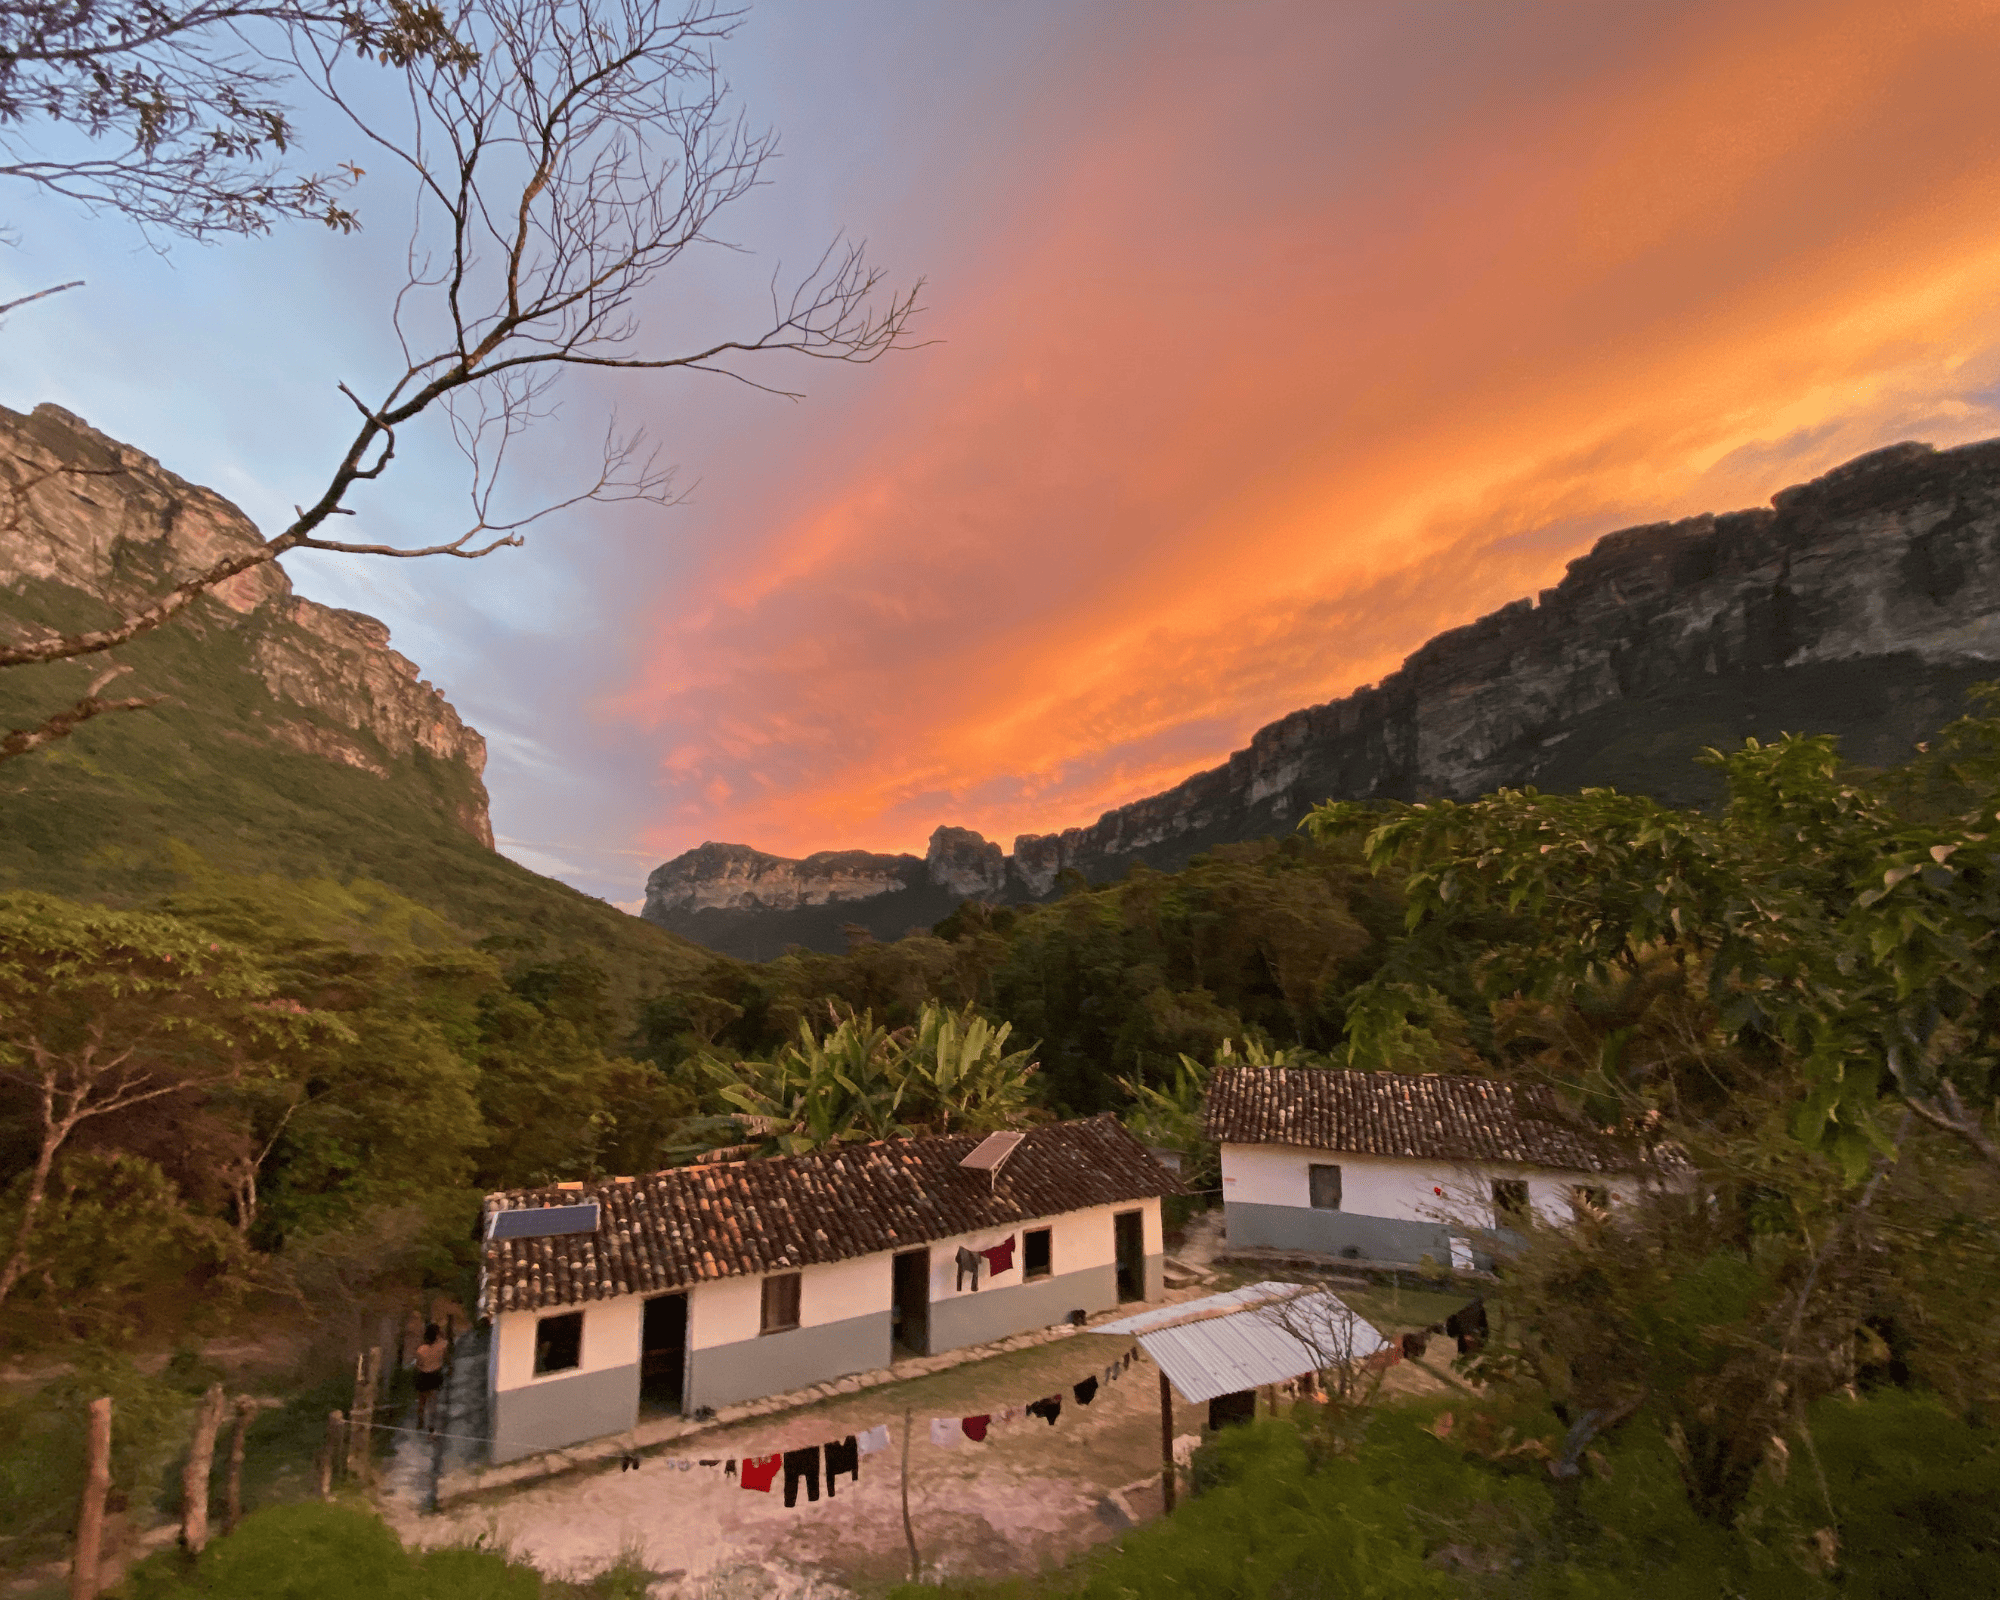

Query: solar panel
left=958, top=1130, right=1025, bottom=1172
left=489, top=1203, right=600, bottom=1240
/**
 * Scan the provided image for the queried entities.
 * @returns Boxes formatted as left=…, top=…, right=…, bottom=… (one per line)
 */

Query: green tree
left=0, top=892, right=331, bottom=1307
left=1306, top=697, right=2000, bottom=1177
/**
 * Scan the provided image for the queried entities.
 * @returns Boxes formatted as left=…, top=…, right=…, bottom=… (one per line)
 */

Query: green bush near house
left=118, top=1503, right=541, bottom=1600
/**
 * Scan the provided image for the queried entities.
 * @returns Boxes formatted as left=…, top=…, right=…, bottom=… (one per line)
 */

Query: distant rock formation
left=647, top=436, right=2000, bottom=958
left=0, top=402, right=494, bottom=846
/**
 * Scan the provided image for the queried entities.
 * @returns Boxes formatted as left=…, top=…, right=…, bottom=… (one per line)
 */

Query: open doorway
left=891, top=1249, right=930, bottom=1359
left=640, top=1292, right=687, bottom=1414
left=1114, top=1210, right=1145, bottom=1303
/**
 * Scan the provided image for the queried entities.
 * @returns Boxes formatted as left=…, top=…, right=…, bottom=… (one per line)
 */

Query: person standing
left=413, top=1323, right=449, bottom=1432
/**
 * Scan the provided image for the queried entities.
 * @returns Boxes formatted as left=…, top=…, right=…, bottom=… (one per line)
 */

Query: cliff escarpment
left=0, top=402, right=493, bottom=844
left=1, top=403, right=711, bottom=1019
left=646, top=437, right=2000, bottom=957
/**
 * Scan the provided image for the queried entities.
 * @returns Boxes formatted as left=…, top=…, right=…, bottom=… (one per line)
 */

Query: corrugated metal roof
left=1105, top=1285, right=1387, bottom=1404
left=1096, top=1281, right=1303, bottom=1335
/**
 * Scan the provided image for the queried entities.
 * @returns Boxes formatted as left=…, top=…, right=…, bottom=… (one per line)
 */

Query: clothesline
left=595, top=1342, right=1146, bottom=1507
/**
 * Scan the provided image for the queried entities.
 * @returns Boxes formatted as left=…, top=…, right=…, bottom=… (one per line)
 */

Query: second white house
left=1202, top=1066, right=1677, bottom=1267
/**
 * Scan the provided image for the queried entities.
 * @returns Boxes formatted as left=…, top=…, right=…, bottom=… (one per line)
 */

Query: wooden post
left=319, top=1410, right=344, bottom=1499
left=224, top=1398, right=253, bottom=1535
left=181, top=1384, right=227, bottom=1555
left=899, top=1408, right=920, bottom=1582
left=1159, top=1369, right=1177, bottom=1513
left=71, top=1395, right=111, bottom=1600
left=347, top=1349, right=380, bottom=1481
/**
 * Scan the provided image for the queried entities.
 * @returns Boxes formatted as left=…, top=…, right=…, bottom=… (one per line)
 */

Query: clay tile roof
left=480, top=1114, right=1182, bottom=1315
left=1201, top=1067, right=1657, bottom=1173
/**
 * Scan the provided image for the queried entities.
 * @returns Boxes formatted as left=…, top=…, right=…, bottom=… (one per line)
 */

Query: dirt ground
left=393, top=1284, right=1473, bottom=1597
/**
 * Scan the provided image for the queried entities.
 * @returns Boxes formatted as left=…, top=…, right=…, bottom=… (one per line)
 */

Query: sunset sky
left=10, top=0, right=2000, bottom=906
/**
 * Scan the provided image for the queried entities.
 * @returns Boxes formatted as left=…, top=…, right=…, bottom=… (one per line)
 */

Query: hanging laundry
left=1073, top=1376, right=1099, bottom=1406
left=999, top=1405, right=1018, bottom=1425
left=857, top=1423, right=892, bottom=1457
left=725, top=1459, right=737, bottom=1477
left=955, top=1246, right=982, bottom=1291
left=961, top=1414, right=991, bottom=1443
left=739, top=1454, right=780, bottom=1492
left=1026, top=1395, right=1062, bottom=1426
left=782, top=1445, right=822, bottom=1507
left=698, top=1459, right=722, bottom=1468
left=929, top=1416, right=961, bottom=1448
left=824, top=1434, right=860, bottom=1494
left=1400, top=1330, right=1430, bottom=1361
left=979, top=1236, right=1016, bottom=1274
left=1444, top=1298, right=1489, bottom=1355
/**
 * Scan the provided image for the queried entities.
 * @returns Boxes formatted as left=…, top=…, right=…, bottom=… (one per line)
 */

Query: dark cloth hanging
left=955, top=1245, right=982, bottom=1291
left=1072, top=1376, right=1099, bottom=1406
left=782, top=1445, right=821, bottom=1506
left=1400, top=1330, right=1430, bottom=1360
left=1026, top=1394, right=1062, bottom=1426
left=739, top=1453, right=779, bottom=1492
left=961, top=1414, right=991, bottom=1442
left=698, top=1459, right=722, bottom=1467
left=979, top=1236, right=1016, bottom=1274
left=1443, top=1298, right=1489, bottom=1354
left=724, top=1459, right=737, bottom=1477
left=823, top=1434, right=859, bottom=1494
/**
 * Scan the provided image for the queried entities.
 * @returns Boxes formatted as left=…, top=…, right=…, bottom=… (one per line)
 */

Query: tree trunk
left=70, top=1396, right=111, bottom=1600
left=225, top=1399, right=252, bottom=1534
left=0, top=1109, right=65, bottom=1308
left=180, top=1385, right=227, bottom=1555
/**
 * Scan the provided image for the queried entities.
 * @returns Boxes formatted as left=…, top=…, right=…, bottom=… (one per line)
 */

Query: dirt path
left=394, top=1330, right=1203, bottom=1595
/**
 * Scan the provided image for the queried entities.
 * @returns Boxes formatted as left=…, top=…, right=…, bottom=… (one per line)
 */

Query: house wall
left=488, top=1196, right=1169, bottom=1455
left=490, top=1296, right=642, bottom=1462
left=1220, top=1144, right=1638, bottom=1265
left=925, top=1198, right=1163, bottom=1353
left=686, top=1253, right=894, bottom=1413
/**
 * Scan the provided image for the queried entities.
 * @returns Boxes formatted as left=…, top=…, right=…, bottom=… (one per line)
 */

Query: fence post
left=70, top=1395, right=112, bottom=1600
left=320, top=1410, right=344, bottom=1499
left=181, top=1384, right=227, bottom=1555
left=1159, top=1369, right=1177, bottom=1514
left=224, top=1397, right=254, bottom=1535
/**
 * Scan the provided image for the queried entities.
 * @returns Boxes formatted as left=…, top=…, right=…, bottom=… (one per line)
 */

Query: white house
left=1202, top=1067, right=1676, bottom=1268
left=478, top=1115, right=1179, bottom=1462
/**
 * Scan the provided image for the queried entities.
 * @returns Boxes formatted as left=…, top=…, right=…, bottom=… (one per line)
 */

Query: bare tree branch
left=1, top=0, right=921, bottom=694
left=0, top=662, right=164, bottom=763
left=0, top=279, right=83, bottom=316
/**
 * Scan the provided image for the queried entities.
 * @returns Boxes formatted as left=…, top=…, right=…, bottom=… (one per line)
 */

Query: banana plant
left=902, top=1001, right=1041, bottom=1134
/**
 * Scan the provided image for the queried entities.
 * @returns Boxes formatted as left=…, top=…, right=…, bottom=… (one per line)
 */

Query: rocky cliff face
left=0, top=403, right=494, bottom=846
left=646, top=436, right=2000, bottom=957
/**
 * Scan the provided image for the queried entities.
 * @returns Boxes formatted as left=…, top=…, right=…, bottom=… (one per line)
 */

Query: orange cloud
left=617, top=0, right=2000, bottom=861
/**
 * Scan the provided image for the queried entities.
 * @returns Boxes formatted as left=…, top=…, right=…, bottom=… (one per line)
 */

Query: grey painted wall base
left=492, top=1362, right=639, bottom=1463
left=929, top=1260, right=1122, bottom=1353
left=688, top=1309, right=892, bottom=1413
left=1225, top=1202, right=1498, bottom=1269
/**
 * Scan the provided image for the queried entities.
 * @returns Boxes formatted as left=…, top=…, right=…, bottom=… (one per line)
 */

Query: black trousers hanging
left=823, top=1434, right=859, bottom=1495
left=782, top=1445, right=821, bottom=1506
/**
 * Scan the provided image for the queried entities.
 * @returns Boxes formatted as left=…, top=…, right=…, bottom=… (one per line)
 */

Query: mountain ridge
left=645, top=437, right=2000, bottom=956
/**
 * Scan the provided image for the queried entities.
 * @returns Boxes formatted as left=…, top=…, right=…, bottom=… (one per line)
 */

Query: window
left=533, top=1311, right=583, bottom=1375
left=1492, top=1179, right=1530, bottom=1224
left=1308, top=1164, right=1343, bottom=1211
left=1023, top=1227, right=1052, bottom=1280
left=1570, top=1185, right=1610, bottom=1217
left=760, top=1272, right=801, bottom=1333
